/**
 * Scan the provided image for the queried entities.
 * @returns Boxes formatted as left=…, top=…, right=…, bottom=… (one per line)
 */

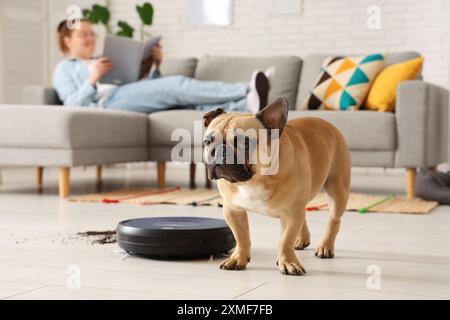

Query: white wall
left=109, top=0, right=450, bottom=88
left=0, top=0, right=48, bottom=104
left=0, top=0, right=105, bottom=104
left=0, top=5, right=3, bottom=103
left=0, top=0, right=448, bottom=104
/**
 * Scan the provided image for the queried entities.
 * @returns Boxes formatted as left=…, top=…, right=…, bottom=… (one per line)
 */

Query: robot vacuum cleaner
left=117, top=217, right=236, bottom=258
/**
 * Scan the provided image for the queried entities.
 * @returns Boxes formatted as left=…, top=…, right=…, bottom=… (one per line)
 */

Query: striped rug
left=68, top=187, right=438, bottom=214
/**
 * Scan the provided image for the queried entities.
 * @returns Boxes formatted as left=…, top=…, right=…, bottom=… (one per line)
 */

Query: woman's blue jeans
left=104, top=75, right=247, bottom=113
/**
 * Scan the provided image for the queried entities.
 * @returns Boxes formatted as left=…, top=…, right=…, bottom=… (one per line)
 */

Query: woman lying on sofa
left=53, top=19, right=274, bottom=114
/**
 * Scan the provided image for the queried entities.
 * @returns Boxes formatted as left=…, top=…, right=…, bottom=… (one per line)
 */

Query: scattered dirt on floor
left=76, top=230, right=117, bottom=245
left=7, top=231, right=117, bottom=246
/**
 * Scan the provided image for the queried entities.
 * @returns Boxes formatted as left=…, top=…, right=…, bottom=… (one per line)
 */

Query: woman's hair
left=56, top=18, right=88, bottom=54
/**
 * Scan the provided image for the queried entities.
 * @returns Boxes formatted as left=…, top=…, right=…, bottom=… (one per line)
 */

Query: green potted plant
left=136, top=2, right=154, bottom=40
left=82, top=2, right=154, bottom=40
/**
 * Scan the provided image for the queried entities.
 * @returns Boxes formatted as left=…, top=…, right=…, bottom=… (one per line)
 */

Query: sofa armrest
left=22, top=85, right=62, bottom=105
left=395, top=80, right=448, bottom=168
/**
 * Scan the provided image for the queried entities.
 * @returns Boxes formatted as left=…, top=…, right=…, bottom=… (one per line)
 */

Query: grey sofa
left=0, top=52, right=448, bottom=199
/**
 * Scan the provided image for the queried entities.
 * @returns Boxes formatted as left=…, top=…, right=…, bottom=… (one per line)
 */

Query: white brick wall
left=110, top=0, right=450, bottom=87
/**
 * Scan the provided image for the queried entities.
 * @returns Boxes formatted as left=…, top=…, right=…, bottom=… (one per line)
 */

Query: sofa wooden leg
left=406, top=167, right=416, bottom=200
left=157, top=161, right=166, bottom=189
left=35, top=166, right=43, bottom=191
left=205, top=164, right=212, bottom=189
left=96, top=165, right=103, bottom=190
left=95, top=166, right=103, bottom=184
left=59, top=167, right=70, bottom=198
left=190, top=163, right=196, bottom=189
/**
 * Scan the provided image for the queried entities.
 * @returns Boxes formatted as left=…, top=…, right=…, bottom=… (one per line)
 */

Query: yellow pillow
left=365, top=56, right=424, bottom=112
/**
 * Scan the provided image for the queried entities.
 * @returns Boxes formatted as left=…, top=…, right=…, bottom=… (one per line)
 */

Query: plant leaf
left=116, top=21, right=134, bottom=38
left=136, top=2, right=153, bottom=25
left=88, top=5, right=99, bottom=24
left=82, top=9, right=92, bottom=20
left=92, top=4, right=110, bottom=25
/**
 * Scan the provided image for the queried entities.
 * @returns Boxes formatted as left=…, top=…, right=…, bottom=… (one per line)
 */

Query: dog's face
left=202, top=98, right=288, bottom=183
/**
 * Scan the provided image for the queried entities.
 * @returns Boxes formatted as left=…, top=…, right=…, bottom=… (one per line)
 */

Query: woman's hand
left=139, top=56, right=154, bottom=79
left=151, top=45, right=163, bottom=69
left=139, top=45, right=163, bottom=79
left=88, top=56, right=112, bottom=86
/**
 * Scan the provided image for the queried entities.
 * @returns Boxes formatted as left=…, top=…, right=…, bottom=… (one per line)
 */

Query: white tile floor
left=0, top=164, right=449, bottom=300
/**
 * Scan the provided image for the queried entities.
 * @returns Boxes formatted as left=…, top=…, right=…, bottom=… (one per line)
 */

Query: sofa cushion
left=148, top=109, right=205, bottom=147
left=149, top=109, right=396, bottom=152
left=160, top=57, right=198, bottom=77
left=22, top=85, right=62, bottom=105
left=287, top=110, right=396, bottom=151
left=0, top=105, right=148, bottom=149
left=365, top=56, right=424, bottom=112
left=296, top=51, right=422, bottom=110
left=194, top=55, right=302, bottom=109
left=302, top=54, right=385, bottom=111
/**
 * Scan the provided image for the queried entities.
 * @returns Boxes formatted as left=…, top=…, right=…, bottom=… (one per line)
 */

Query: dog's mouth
left=207, top=163, right=253, bottom=183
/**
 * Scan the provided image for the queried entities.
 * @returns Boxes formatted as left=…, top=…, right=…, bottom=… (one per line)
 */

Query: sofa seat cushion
left=149, top=109, right=396, bottom=151
left=148, top=109, right=205, bottom=147
left=0, top=105, right=148, bottom=149
left=287, top=110, right=396, bottom=151
left=194, top=55, right=302, bottom=109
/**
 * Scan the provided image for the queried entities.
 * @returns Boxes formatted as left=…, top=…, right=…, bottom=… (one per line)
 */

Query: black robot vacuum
left=116, top=217, right=236, bottom=258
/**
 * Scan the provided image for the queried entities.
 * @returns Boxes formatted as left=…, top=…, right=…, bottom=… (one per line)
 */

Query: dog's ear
left=256, top=97, right=288, bottom=134
left=203, top=108, right=226, bottom=128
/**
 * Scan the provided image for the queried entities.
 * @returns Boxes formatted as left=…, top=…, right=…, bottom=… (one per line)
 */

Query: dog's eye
left=204, top=135, right=215, bottom=146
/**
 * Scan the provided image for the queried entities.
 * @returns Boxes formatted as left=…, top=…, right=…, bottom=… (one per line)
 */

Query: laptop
left=100, top=35, right=161, bottom=85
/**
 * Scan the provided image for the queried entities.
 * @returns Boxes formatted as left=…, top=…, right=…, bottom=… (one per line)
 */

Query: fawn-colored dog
left=203, top=98, right=351, bottom=275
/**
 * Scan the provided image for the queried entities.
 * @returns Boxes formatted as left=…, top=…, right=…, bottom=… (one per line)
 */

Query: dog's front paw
left=276, top=256, right=306, bottom=276
left=315, top=244, right=335, bottom=259
left=219, top=254, right=250, bottom=271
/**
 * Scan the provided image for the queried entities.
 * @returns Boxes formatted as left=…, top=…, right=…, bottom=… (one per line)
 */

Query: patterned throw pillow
left=303, top=54, right=385, bottom=110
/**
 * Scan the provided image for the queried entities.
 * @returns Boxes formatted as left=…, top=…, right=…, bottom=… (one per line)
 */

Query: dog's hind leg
left=315, top=173, right=350, bottom=259
left=294, top=220, right=310, bottom=250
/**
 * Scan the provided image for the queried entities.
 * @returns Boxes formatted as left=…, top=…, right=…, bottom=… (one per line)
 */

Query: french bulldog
left=202, top=97, right=351, bottom=275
